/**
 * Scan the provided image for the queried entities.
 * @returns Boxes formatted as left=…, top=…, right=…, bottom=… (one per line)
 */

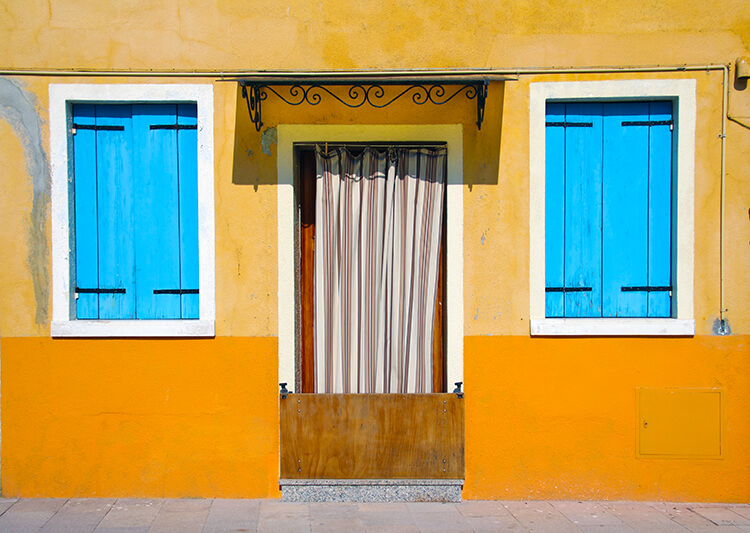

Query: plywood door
left=280, top=393, right=464, bottom=479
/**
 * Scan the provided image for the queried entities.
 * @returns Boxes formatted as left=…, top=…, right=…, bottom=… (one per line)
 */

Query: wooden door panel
left=280, top=393, right=464, bottom=479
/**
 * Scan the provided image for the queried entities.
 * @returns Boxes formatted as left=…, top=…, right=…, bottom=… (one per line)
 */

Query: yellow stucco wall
left=0, top=0, right=748, bottom=500
left=1, top=0, right=749, bottom=70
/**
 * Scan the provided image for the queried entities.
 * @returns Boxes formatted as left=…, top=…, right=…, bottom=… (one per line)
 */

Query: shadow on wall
left=231, top=83, right=278, bottom=188
left=464, top=81, right=505, bottom=190
left=231, top=81, right=506, bottom=188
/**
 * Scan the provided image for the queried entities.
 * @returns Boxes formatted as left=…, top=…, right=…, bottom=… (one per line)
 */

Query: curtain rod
left=294, top=142, right=447, bottom=148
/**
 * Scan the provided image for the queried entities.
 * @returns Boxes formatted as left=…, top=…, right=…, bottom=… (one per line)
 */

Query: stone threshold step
left=279, top=478, right=464, bottom=503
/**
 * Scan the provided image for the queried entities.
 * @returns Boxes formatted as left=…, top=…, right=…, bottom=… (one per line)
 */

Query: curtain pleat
left=314, top=146, right=446, bottom=393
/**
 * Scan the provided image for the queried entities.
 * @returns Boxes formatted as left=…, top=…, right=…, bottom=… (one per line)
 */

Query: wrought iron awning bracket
left=237, top=76, right=499, bottom=132
left=241, top=84, right=264, bottom=131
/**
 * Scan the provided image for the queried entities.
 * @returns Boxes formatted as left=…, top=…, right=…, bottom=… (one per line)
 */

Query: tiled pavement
left=0, top=498, right=747, bottom=532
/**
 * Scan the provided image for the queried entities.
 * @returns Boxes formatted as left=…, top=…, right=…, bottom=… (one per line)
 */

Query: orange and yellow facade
left=0, top=0, right=748, bottom=501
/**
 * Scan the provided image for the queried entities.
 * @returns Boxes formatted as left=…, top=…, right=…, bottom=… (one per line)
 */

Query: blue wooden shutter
left=647, top=102, right=673, bottom=317
left=73, top=104, right=136, bottom=319
left=73, top=103, right=199, bottom=320
left=72, top=104, right=99, bottom=319
left=563, top=102, right=603, bottom=317
left=602, top=101, right=673, bottom=317
left=602, top=102, right=650, bottom=317
left=177, top=104, right=200, bottom=319
left=545, top=102, right=604, bottom=317
left=133, top=104, right=182, bottom=319
left=545, top=103, right=566, bottom=317
left=132, top=103, right=199, bottom=319
left=96, top=105, right=137, bottom=319
left=545, top=101, right=672, bottom=318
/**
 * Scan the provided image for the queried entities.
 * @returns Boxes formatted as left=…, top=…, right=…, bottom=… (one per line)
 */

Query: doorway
left=295, top=144, right=447, bottom=393
left=275, top=124, right=465, bottom=397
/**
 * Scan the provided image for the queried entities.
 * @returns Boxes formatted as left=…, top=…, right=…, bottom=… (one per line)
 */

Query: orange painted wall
left=464, top=335, right=750, bottom=502
left=1, top=337, right=280, bottom=498
left=4, top=334, right=748, bottom=501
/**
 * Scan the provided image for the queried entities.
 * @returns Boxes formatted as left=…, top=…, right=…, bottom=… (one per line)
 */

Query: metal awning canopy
left=228, top=72, right=514, bottom=131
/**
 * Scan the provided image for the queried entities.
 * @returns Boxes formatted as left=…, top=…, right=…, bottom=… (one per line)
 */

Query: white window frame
left=276, top=124, right=464, bottom=388
left=529, top=79, right=696, bottom=336
left=49, top=84, right=215, bottom=337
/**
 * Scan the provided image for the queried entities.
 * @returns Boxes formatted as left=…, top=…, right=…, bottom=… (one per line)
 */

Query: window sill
left=530, top=318, right=695, bottom=337
left=51, top=320, right=215, bottom=338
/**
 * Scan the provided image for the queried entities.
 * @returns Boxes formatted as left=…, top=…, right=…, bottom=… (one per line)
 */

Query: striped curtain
left=314, top=146, right=446, bottom=393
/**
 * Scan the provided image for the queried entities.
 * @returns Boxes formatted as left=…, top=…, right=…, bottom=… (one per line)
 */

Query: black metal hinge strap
left=76, top=287, right=126, bottom=294
left=149, top=124, right=198, bottom=130
left=621, top=286, right=672, bottom=292
left=153, top=289, right=200, bottom=294
left=73, top=124, right=125, bottom=131
left=622, top=120, right=673, bottom=126
left=545, top=122, right=593, bottom=127
left=546, top=287, right=592, bottom=293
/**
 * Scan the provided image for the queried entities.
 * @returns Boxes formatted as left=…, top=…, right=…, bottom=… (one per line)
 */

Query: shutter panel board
left=544, top=102, right=566, bottom=317
left=177, top=104, right=199, bottom=319
left=647, top=101, right=673, bottom=317
left=564, top=102, right=603, bottom=317
left=95, top=105, right=136, bottom=319
left=602, top=102, right=649, bottom=317
left=133, top=104, right=181, bottom=319
left=72, top=104, right=100, bottom=319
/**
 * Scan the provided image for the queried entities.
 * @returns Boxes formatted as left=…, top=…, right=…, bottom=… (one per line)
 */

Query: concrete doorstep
left=0, top=498, right=747, bottom=533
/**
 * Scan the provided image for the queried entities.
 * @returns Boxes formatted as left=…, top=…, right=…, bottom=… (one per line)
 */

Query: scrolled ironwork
left=475, top=80, right=488, bottom=130
left=242, top=84, right=267, bottom=131
left=239, top=79, right=489, bottom=131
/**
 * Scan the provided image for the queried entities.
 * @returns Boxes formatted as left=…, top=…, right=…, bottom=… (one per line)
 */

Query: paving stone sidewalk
left=0, top=498, right=747, bottom=532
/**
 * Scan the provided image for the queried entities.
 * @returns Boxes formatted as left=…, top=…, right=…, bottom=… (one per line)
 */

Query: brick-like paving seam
left=0, top=499, right=747, bottom=532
